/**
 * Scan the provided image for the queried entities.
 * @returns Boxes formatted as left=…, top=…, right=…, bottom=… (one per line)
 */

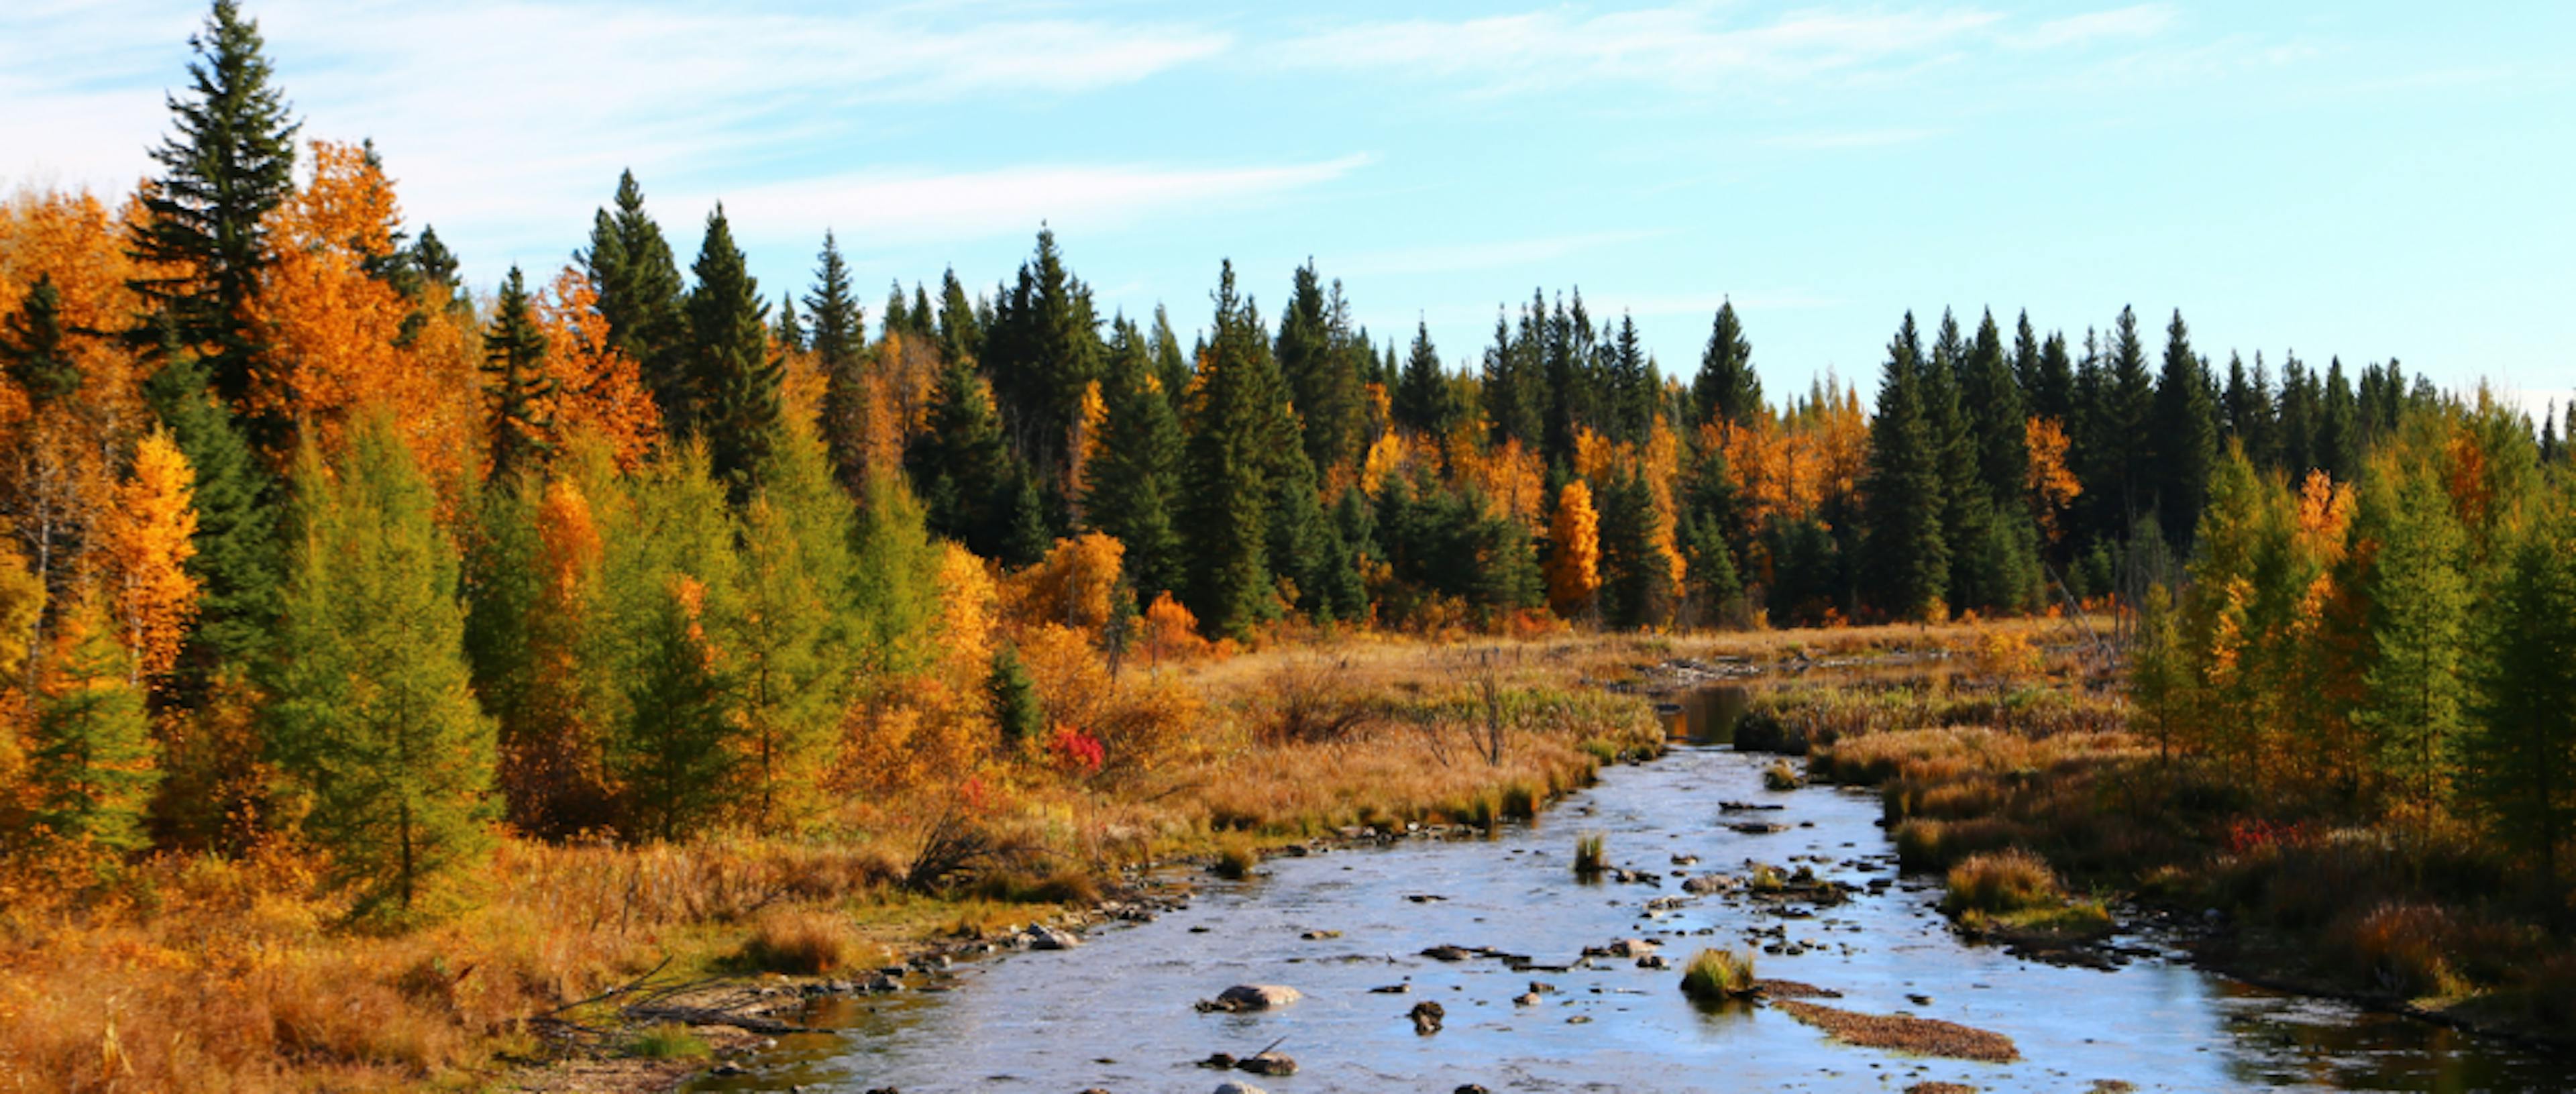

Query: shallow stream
left=694, top=686, right=2570, bottom=1093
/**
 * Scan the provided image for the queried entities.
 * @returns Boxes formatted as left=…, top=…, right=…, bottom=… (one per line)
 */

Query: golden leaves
left=95, top=431, right=199, bottom=681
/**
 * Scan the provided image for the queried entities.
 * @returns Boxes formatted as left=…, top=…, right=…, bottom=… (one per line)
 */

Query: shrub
left=737, top=906, right=857, bottom=974
left=1573, top=832, right=1607, bottom=877
left=1941, top=849, right=2060, bottom=916
left=1213, top=834, right=1258, bottom=880
left=2326, top=901, right=2464, bottom=999
left=1679, top=948, right=1758, bottom=999
left=1763, top=759, right=1805, bottom=791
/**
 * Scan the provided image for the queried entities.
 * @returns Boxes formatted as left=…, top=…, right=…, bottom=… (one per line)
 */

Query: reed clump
left=1572, top=832, right=1608, bottom=877
left=1678, top=947, right=1759, bottom=999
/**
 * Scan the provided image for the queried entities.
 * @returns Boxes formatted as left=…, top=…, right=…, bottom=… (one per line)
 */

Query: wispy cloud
left=694, top=156, right=1375, bottom=245
left=1275, top=5, right=2006, bottom=95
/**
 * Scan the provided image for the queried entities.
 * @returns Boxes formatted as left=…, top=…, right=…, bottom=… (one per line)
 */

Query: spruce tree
left=2151, top=310, right=2218, bottom=551
left=600, top=443, right=743, bottom=842
left=128, top=0, right=300, bottom=443
left=910, top=357, right=1013, bottom=556
left=771, top=294, right=805, bottom=355
left=2318, top=358, right=2359, bottom=481
left=580, top=171, right=690, bottom=433
left=806, top=231, right=869, bottom=490
left=935, top=268, right=981, bottom=368
left=142, top=345, right=278, bottom=682
left=1181, top=262, right=1289, bottom=639
left=266, top=416, right=496, bottom=918
left=1392, top=321, right=1456, bottom=437
left=1083, top=322, right=1185, bottom=598
left=1275, top=262, right=1362, bottom=474
left=849, top=468, right=941, bottom=681
left=1597, top=472, right=1673, bottom=630
left=1692, top=300, right=1760, bottom=427
left=981, top=229, right=1102, bottom=484
left=1861, top=313, right=1949, bottom=620
left=2, top=277, right=81, bottom=406
left=30, top=600, right=159, bottom=857
left=482, top=266, right=556, bottom=482
left=987, top=643, right=1043, bottom=743
left=685, top=206, right=783, bottom=504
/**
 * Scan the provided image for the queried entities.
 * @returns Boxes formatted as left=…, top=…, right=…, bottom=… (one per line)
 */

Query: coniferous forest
left=3, top=3, right=2572, bottom=1091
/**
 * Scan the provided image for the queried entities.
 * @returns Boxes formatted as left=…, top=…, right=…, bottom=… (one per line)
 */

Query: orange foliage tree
left=94, top=431, right=200, bottom=682
left=535, top=268, right=661, bottom=469
left=1546, top=480, right=1601, bottom=618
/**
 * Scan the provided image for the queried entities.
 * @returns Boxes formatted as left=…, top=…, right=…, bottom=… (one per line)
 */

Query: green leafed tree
left=2470, top=489, right=2576, bottom=891
left=265, top=414, right=496, bottom=919
left=30, top=599, right=160, bottom=859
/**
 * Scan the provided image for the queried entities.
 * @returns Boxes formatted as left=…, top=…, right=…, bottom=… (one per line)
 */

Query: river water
left=695, top=686, right=2569, bottom=1093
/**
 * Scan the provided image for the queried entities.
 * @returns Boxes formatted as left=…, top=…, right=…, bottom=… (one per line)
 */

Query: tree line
left=1, top=1, right=2565, bottom=916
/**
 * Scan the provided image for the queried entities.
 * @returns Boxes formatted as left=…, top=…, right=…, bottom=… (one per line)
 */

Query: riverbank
left=0, top=622, right=2038, bottom=1094
left=1748, top=666, right=2576, bottom=1058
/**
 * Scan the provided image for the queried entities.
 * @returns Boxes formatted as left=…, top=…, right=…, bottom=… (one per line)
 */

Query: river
left=692, top=685, right=2570, bottom=1093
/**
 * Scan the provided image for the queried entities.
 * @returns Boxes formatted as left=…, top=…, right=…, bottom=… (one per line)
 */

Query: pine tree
left=127, top=0, right=300, bottom=444
left=1392, top=321, right=1456, bottom=437
left=2151, top=310, right=2218, bottom=551
left=771, top=294, right=805, bottom=354
left=1, top=276, right=81, bottom=406
left=981, top=229, right=1102, bottom=485
left=580, top=171, right=690, bottom=433
left=1000, top=470, right=1051, bottom=570
left=1692, top=300, right=1760, bottom=427
left=935, top=269, right=981, bottom=368
left=482, top=266, right=557, bottom=482
left=1924, top=311, right=1999, bottom=610
left=265, top=415, right=496, bottom=918
left=600, top=443, right=743, bottom=842
left=806, top=231, right=869, bottom=490
left=1597, top=472, right=1673, bottom=630
left=910, top=357, right=1013, bottom=556
left=2319, top=358, right=2359, bottom=482
left=686, top=206, right=783, bottom=504
left=617, top=573, right=735, bottom=842
left=30, top=600, right=159, bottom=858
left=1862, top=313, right=1948, bottom=621
left=1275, top=262, right=1362, bottom=474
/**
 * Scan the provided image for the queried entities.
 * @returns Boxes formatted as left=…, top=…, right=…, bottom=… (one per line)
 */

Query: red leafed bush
left=1046, top=724, right=1106, bottom=773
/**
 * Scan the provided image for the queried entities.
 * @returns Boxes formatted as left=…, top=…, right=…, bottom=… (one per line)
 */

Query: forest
left=1, top=3, right=2571, bottom=1090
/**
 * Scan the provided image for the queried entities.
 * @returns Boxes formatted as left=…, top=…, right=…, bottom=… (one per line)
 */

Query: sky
left=3, top=1, right=2571, bottom=417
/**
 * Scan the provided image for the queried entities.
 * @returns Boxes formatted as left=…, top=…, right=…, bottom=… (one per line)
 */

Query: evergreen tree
left=2082, top=307, right=2157, bottom=548
left=1275, top=262, right=1362, bottom=473
left=910, top=358, right=1013, bottom=556
left=1392, top=321, right=1456, bottom=437
left=806, top=231, right=869, bottom=491
left=771, top=294, right=804, bottom=355
left=30, top=600, right=158, bottom=857
left=579, top=171, right=690, bottom=433
left=1181, top=262, right=1294, bottom=639
left=2, top=277, right=81, bottom=406
left=2318, top=358, right=2359, bottom=481
left=600, top=444, right=742, bottom=842
left=482, top=266, right=556, bottom=482
left=1861, top=313, right=1948, bottom=620
left=1481, top=305, right=1543, bottom=451
left=981, top=229, right=1102, bottom=484
left=2276, top=353, right=2320, bottom=476
left=1691, top=300, right=1760, bottom=427
left=849, top=468, right=941, bottom=681
left=1147, top=305, right=1191, bottom=414
left=999, top=469, right=1051, bottom=570
left=265, top=416, right=496, bottom=918
left=986, top=643, right=1043, bottom=743
left=142, top=346, right=278, bottom=681
left=1596, top=472, right=1673, bottom=629
left=127, top=0, right=300, bottom=445
left=685, top=206, right=782, bottom=504
left=1083, top=322, right=1185, bottom=599
left=2151, top=310, right=2218, bottom=551
left=1963, top=311, right=2029, bottom=508
left=1603, top=315, right=1656, bottom=445
left=935, top=268, right=981, bottom=368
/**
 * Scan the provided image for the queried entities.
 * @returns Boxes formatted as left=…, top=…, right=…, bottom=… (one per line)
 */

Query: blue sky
left=3, top=1, right=2569, bottom=412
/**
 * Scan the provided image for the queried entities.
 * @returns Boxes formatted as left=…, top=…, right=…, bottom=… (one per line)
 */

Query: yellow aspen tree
left=1547, top=480, right=1602, bottom=618
left=95, top=430, right=200, bottom=681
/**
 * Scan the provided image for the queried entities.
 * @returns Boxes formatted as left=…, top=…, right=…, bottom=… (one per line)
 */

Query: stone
left=1409, top=1000, right=1446, bottom=1034
left=1214, top=1083, right=1269, bottom=1094
left=1024, top=925, right=1081, bottom=950
left=1236, top=1051, right=1297, bottom=1077
left=1421, top=944, right=1474, bottom=961
left=1209, top=984, right=1302, bottom=1011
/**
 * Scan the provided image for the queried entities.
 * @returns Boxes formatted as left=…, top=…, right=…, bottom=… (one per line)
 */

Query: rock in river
left=1201, top=984, right=1302, bottom=1012
left=1409, top=1000, right=1446, bottom=1034
left=1236, top=1051, right=1298, bottom=1076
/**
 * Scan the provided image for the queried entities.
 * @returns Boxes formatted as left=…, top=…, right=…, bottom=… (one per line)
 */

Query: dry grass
left=1941, top=850, right=2061, bottom=916
left=1679, top=948, right=1758, bottom=999
left=735, top=906, right=863, bottom=975
left=1573, top=832, right=1608, bottom=877
left=1774, top=1000, right=2021, bottom=1062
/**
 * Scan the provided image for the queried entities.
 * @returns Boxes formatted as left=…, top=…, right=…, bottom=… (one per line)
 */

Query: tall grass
left=1573, top=832, right=1608, bottom=876
left=1678, top=948, right=1758, bottom=999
